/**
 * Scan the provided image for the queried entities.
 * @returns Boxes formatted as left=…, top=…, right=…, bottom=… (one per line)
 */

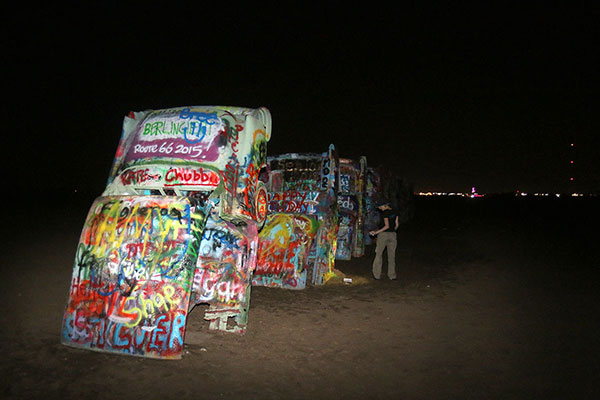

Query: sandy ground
left=1, top=194, right=598, bottom=399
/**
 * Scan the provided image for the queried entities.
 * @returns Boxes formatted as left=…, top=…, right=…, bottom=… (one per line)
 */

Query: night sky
left=7, top=3, right=599, bottom=195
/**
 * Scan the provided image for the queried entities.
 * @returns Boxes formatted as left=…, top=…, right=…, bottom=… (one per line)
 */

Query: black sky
left=6, top=2, right=599, bottom=194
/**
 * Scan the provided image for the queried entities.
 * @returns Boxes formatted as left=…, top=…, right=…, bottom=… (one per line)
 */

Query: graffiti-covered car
left=61, top=106, right=271, bottom=359
left=252, top=144, right=339, bottom=289
left=364, top=168, right=415, bottom=245
left=336, top=157, right=367, bottom=260
left=364, top=167, right=384, bottom=246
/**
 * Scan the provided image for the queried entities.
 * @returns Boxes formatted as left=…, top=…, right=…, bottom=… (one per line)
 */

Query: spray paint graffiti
left=254, top=214, right=317, bottom=289
left=363, top=167, right=415, bottom=245
left=364, top=167, right=384, bottom=245
left=126, top=108, right=225, bottom=162
left=61, top=196, right=201, bottom=359
left=336, top=156, right=367, bottom=260
left=63, top=106, right=272, bottom=359
left=191, top=216, right=258, bottom=333
left=254, top=145, right=339, bottom=289
left=117, top=165, right=221, bottom=189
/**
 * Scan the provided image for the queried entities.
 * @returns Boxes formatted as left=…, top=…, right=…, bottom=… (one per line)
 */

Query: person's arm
left=370, top=217, right=389, bottom=236
left=394, top=215, right=399, bottom=231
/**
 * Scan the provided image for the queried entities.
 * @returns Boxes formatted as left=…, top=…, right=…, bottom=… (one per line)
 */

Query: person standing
left=369, top=201, right=399, bottom=280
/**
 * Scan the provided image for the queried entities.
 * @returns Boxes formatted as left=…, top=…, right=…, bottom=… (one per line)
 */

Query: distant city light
left=416, top=192, right=470, bottom=197
left=469, top=186, right=483, bottom=198
left=413, top=191, right=595, bottom=198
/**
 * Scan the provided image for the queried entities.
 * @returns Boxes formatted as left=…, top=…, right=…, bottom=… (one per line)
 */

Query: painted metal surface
left=191, top=214, right=258, bottom=333
left=363, top=168, right=415, bottom=245
left=336, top=156, right=367, bottom=260
left=62, top=106, right=271, bottom=358
left=253, top=145, right=339, bottom=289
left=62, top=196, right=200, bottom=359
left=364, top=167, right=384, bottom=245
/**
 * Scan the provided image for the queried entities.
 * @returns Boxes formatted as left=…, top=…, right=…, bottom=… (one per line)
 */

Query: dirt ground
left=1, top=194, right=598, bottom=399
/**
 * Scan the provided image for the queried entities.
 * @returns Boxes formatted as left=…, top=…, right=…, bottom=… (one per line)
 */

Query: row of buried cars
left=61, top=105, right=401, bottom=359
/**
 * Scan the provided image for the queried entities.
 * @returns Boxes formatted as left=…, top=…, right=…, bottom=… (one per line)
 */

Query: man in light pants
left=369, top=201, right=399, bottom=280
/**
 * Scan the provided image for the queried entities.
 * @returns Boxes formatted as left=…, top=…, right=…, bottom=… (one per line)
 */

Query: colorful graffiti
left=116, top=165, right=221, bottom=189
left=63, top=106, right=272, bottom=359
left=254, top=214, right=318, bottom=289
left=61, top=196, right=202, bottom=359
left=254, top=145, right=339, bottom=289
left=364, top=167, right=384, bottom=245
left=336, top=157, right=367, bottom=260
left=363, top=167, right=415, bottom=245
left=125, top=108, right=225, bottom=163
left=191, top=216, right=258, bottom=333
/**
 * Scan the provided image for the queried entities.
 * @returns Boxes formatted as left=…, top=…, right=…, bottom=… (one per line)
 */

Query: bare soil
left=1, top=194, right=598, bottom=399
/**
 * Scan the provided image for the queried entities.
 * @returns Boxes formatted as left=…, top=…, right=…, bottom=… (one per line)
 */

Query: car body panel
left=335, top=156, right=367, bottom=260
left=253, top=145, right=339, bottom=289
left=191, top=215, right=258, bottom=333
left=61, top=196, right=200, bottom=359
left=364, top=167, right=384, bottom=245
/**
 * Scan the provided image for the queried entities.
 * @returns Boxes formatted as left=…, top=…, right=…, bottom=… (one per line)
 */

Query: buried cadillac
left=61, top=106, right=271, bottom=359
left=252, top=145, right=340, bottom=289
